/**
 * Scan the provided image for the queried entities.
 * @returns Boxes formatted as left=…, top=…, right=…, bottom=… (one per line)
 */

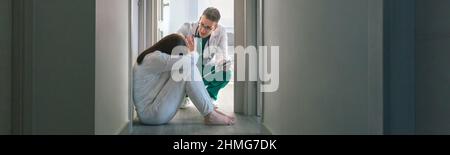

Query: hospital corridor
left=1, top=0, right=450, bottom=135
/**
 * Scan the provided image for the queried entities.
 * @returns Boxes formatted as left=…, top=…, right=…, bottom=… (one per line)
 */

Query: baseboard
left=118, top=121, right=132, bottom=135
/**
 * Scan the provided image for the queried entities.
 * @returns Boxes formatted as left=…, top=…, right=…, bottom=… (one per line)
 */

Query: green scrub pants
left=201, top=66, right=232, bottom=101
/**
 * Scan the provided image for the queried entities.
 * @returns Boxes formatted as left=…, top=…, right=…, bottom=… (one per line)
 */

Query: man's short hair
left=202, top=7, right=221, bottom=22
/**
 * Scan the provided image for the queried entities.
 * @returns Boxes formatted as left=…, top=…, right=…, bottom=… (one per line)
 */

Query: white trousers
left=138, top=67, right=214, bottom=125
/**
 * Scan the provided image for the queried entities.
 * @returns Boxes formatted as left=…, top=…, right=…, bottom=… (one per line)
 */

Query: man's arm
left=177, top=23, right=192, bottom=37
left=215, top=27, right=229, bottom=70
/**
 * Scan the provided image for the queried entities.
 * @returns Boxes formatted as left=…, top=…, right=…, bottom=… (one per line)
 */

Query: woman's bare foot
left=204, top=111, right=235, bottom=125
left=215, top=109, right=235, bottom=121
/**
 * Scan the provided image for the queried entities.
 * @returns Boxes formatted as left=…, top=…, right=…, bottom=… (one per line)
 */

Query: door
left=158, top=0, right=170, bottom=39
left=0, top=0, right=12, bottom=135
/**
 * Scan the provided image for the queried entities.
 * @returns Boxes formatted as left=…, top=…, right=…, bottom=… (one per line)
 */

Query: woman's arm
left=217, top=28, right=229, bottom=63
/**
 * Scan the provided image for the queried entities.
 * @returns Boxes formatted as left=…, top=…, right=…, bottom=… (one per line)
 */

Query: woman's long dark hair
left=137, top=34, right=187, bottom=65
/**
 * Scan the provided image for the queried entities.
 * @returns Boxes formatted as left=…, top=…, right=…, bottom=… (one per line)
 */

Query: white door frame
left=128, top=0, right=160, bottom=134
left=145, top=0, right=261, bottom=116
left=234, top=0, right=259, bottom=116
left=256, top=0, right=264, bottom=118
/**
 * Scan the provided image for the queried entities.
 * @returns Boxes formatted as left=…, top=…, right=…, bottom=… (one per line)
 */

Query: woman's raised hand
left=186, top=35, right=195, bottom=53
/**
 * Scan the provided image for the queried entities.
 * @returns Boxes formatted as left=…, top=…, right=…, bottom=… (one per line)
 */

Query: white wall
left=168, top=0, right=198, bottom=35
left=0, top=0, right=12, bottom=135
left=415, top=0, right=450, bottom=134
left=9, top=0, right=128, bottom=135
left=197, top=0, right=234, bottom=28
left=262, top=0, right=383, bottom=134
left=167, top=0, right=234, bottom=35
left=95, top=0, right=130, bottom=135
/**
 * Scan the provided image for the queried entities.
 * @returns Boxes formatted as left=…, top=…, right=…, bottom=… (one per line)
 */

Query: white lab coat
left=177, top=22, right=229, bottom=70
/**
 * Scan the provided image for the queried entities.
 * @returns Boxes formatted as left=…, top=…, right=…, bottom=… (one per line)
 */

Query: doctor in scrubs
left=177, top=7, right=232, bottom=108
left=133, top=34, right=235, bottom=125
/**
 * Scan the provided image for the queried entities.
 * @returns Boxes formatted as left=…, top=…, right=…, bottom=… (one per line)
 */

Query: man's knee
left=203, top=71, right=232, bottom=88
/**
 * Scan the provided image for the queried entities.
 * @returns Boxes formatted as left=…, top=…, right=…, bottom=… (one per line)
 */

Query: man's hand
left=216, top=60, right=233, bottom=72
left=186, top=35, right=195, bottom=53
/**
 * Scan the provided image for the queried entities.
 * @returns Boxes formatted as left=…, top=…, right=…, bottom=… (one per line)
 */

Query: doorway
left=156, top=0, right=235, bottom=113
left=128, top=0, right=265, bottom=135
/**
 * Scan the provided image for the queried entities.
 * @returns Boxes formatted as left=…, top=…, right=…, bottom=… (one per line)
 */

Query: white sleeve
left=215, top=28, right=229, bottom=65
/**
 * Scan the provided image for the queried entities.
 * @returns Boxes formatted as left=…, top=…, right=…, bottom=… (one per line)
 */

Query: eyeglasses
left=198, top=22, right=214, bottom=32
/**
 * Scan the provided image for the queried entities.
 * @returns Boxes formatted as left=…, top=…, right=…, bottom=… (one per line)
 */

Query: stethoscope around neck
left=194, top=25, right=213, bottom=60
left=194, top=25, right=211, bottom=46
